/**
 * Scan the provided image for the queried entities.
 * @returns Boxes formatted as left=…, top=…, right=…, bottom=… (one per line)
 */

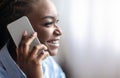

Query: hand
left=16, top=31, right=49, bottom=78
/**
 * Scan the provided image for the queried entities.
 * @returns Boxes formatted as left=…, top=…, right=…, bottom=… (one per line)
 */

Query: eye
left=43, top=22, right=54, bottom=27
left=42, top=20, right=59, bottom=27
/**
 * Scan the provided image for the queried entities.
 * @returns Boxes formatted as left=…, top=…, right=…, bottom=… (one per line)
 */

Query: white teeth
left=47, top=40, right=60, bottom=47
left=48, top=40, right=59, bottom=45
left=52, top=41, right=59, bottom=44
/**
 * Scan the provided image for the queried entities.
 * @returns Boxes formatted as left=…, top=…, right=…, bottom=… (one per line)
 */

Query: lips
left=47, top=39, right=60, bottom=48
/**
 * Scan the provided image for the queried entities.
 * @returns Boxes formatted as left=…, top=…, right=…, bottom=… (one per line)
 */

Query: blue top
left=0, top=44, right=66, bottom=78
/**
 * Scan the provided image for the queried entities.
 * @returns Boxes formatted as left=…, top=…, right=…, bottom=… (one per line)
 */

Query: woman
left=0, top=0, right=66, bottom=78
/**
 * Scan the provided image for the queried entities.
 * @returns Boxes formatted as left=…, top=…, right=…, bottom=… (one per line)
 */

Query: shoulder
left=0, top=45, right=9, bottom=78
left=0, top=62, right=9, bottom=78
left=0, top=44, right=27, bottom=78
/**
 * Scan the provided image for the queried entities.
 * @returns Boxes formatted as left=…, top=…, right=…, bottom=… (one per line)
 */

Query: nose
left=54, top=25, right=62, bottom=36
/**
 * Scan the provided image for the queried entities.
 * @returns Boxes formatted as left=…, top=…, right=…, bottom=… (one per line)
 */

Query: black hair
left=0, top=0, right=35, bottom=49
left=0, top=0, right=40, bottom=61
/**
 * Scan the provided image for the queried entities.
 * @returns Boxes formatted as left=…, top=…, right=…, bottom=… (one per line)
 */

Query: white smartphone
left=7, top=16, right=40, bottom=50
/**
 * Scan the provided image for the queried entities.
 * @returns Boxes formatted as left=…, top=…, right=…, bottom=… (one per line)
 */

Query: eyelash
left=44, top=20, right=59, bottom=27
left=44, top=22, right=54, bottom=26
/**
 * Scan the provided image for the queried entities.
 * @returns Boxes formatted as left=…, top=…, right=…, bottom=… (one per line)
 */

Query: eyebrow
left=41, top=16, right=55, bottom=19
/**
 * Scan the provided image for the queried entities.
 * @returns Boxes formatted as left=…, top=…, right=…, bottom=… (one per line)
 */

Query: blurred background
left=52, top=0, right=120, bottom=78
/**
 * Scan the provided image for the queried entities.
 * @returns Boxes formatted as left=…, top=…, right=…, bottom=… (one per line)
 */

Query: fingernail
left=44, top=46, right=48, bottom=50
left=41, top=50, right=45, bottom=54
left=23, top=31, right=27, bottom=36
left=33, top=32, right=37, bottom=36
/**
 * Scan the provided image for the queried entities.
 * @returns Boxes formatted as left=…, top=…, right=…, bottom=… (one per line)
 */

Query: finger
left=29, top=44, right=48, bottom=59
left=26, top=32, right=37, bottom=46
left=16, top=48, right=24, bottom=63
left=17, top=46, right=24, bottom=60
left=24, top=32, right=37, bottom=52
left=37, top=51, right=49, bottom=61
left=19, top=31, right=28, bottom=48
left=18, top=31, right=28, bottom=56
left=21, top=32, right=37, bottom=56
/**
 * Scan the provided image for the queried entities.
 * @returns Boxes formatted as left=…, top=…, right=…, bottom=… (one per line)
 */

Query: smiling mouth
left=47, top=40, right=60, bottom=48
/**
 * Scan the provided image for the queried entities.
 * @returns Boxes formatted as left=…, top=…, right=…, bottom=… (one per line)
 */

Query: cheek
left=35, top=27, right=52, bottom=43
left=29, top=18, right=53, bottom=43
left=38, top=32, right=50, bottom=43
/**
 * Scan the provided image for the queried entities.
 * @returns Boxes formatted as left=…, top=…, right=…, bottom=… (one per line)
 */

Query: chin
left=49, top=49, right=58, bottom=56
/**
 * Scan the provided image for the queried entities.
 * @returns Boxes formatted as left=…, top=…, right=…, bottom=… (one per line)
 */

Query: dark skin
left=16, top=0, right=62, bottom=78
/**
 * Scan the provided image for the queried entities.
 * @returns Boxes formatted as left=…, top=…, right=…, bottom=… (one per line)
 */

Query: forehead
left=30, top=0, right=57, bottom=18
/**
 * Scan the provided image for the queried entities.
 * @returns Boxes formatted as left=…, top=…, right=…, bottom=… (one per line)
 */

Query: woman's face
left=27, top=0, right=62, bottom=56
